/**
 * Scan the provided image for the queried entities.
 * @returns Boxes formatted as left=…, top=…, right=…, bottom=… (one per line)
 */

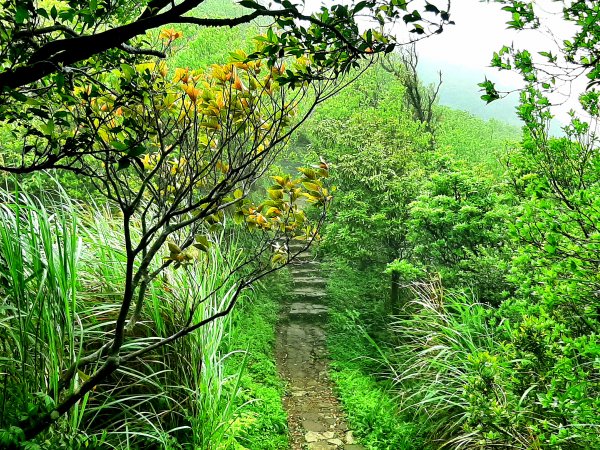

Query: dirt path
left=275, top=241, right=365, bottom=450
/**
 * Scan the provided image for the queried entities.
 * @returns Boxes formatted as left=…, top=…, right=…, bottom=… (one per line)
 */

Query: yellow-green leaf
left=194, top=235, right=210, bottom=252
left=168, top=242, right=182, bottom=254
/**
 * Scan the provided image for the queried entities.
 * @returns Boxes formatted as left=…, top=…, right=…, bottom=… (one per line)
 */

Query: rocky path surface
left=275, top=241, right=365, bottom=450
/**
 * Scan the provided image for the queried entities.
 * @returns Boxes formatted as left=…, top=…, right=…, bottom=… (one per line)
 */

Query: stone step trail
left=287, top=302, right=328, bottom=320
left=291, top=266, right=321, bottom=275
left=293, top=276, right=327, bottom=285
left=275, top=246, right=365, bottom=450
left=291, top=289, right=327, bottom=301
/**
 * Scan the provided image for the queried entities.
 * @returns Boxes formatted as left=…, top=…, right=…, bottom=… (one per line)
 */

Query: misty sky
left=302, top=0, right=582, bottom=127
left=414, top=0, right=581, bottom=125
left=417, top=1, right=565, bottom=71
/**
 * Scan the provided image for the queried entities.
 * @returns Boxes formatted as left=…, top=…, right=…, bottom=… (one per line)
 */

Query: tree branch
left=119, top=43, right=166, bottom=58
left=0, top=2, right=373, bottom=90
left=0, top=4, right=285, bottom=90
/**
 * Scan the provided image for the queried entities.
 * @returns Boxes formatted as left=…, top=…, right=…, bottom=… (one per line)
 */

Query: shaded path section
left=276, top=241, right=364, bottom=450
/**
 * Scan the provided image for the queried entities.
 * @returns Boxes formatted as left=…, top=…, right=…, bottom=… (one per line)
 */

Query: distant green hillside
left=419, top=58, right=521, bottom=125
left=419, top=57, right=563, bottom=135
left=169, top=0, right=258, bottom=68
left=436, top=107, right=520, bottom=174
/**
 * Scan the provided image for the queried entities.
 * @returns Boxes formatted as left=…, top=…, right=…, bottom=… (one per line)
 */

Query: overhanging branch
left=120, top=43, right=166, bottom=58
left=0, top=5, right=285, bottom=90
left=0, top=1, right=372, bottom=91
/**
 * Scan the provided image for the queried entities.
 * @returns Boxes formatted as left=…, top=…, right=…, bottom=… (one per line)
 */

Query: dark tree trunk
left=390, top=270, right=400, bottom=314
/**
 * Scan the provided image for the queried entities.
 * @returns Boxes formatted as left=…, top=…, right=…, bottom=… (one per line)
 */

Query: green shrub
left=385, top=280, right=600, bottom=449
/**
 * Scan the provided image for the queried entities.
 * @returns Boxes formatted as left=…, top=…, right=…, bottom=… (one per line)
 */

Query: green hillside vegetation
left=294, top=47, right=600, bottom=447
left=169, top=0, right=257, bottom=68
left=1, top=1, right=599, bottom=449
left=436, top=107, right=520, bottom=173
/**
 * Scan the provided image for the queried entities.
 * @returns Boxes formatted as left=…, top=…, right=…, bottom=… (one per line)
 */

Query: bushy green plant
left=381, top=277, right=600, bottom=449
left=330, top=367, right=422, bottom=450
left=385, top=281, right=556, bottom=448
left=405, top=155, right=513, bottom=305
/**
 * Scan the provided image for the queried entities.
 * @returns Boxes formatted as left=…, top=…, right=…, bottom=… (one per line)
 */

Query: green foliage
left=494, top=301, right=600, bottom=447
left=224, top=277, right=290, bottom=449
left=379, top=279, right=600, bottom=448
left=406, top=156, right=513, bottom=304
left=304, top=65, right=431, bottom=270
left=504, top=132, right=600, bottom=329
left=326, top=263, right=422, bottom=449
left=0, top=186, right=292, bottom=448
left=329, top=367, right=421, bottom=450
left=325, top=261, right=389, bottom=337
left=302, top=64, right=519, bottom=302
left=387, top=283, right=513, bottom=448
left=308, top=64, right=401, bottom=120
left=304, top=78, right=516, bottom=303
left=368, top=122, right=600, bottom=448
left=299, top=22, right=600, bottom=447
left=168, top=0, right=257, bottom=69
left=436, top=107, right=520, bottom=173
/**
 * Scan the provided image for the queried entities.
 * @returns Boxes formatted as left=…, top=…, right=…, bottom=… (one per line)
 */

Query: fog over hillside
left=418, top=57, right=521, bottom=126
left=412, top=0, right=576, bottom=135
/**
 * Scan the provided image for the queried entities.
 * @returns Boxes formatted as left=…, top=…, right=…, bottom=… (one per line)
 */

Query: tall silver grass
left=0, top=188, right=256, bottom=448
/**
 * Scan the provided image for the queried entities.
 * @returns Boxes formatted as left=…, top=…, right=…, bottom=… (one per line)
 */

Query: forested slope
left=1, top=0, right=599, bottom=449
left=295, top=41, right=600, bottom=450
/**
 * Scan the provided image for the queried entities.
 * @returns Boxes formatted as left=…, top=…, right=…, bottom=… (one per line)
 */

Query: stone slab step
left=293, top=276, right=327, bottom=286
left=287, top=299, right=326, bottom=308
left=292, top=286, right=326, bottom=294
left=288, top=302, right=328, bottom=318
left=290, top=259, right=316, bottom=266
left=290, top=259, right=320, bottom=267
left=290, top=270, right=321, bottom=279
left=293, top=275, right=325, bottom=281
left=290, top=261, right=320, bottom=269
left=288, top=242, right=311, bottom=251
left=289, top=252, right=314, bottom=262
left=292, top=288, right=327, bottom=299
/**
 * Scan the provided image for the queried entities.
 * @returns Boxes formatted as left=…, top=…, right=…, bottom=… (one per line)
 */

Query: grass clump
left=328, top=365, right=422, bottom=450
left=224, top=275, right=291, bottom=449
left=0, top=186, right=289, bottom=449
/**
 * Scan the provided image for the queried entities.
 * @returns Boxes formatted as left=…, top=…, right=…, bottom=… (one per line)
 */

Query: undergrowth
left=224, top=274, right=291, bottom=450
left=325, top=262, right=423, bottom=450
left=0, top=186, right=289, bottom=449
